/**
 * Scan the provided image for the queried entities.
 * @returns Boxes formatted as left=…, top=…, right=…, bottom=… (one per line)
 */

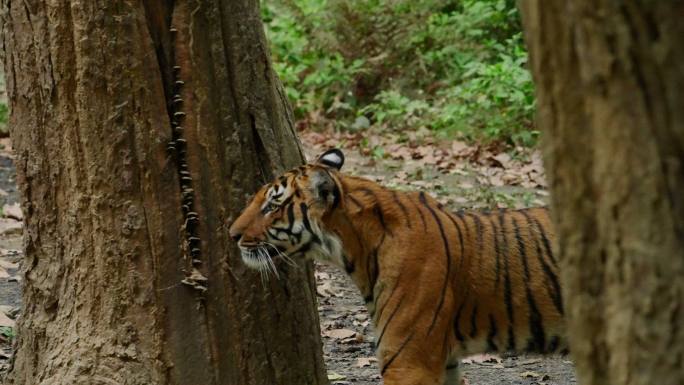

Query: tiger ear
left=310, top=169, right=341, bottom=209
left=316, top=149, right=344, bottom=170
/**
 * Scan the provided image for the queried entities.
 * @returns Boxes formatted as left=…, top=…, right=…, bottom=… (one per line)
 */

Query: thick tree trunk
left=1, top=1, right=328, bottom=384
left=519, top=2, right=684, bottom=385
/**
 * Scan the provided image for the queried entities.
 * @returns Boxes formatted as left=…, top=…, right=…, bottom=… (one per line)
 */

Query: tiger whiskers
left=259, top=246, right=280, bottom=279
left=263, top=241, right=298, bottom=268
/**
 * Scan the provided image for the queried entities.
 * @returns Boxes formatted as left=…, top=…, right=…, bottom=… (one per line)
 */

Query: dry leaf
left=356, top=357, right=377, bottom=368
left=492, top=153, right=512, bottom=168
left=0, top=260, right=18, bottom=270
left=327, top=372, right=346, bottom=381
left=316, top=281, right=338, bottom=298
left=0, top=312, right=15, bottom=328
left=461, top=353, right=502, bottom=364
left=520, top=371, right=541, bottom=378
left=520, top=358, right=542, bottom=365
left=0, top=267, right=8, bottom=279
left=323, top=328, right=356, bottom=340
left=0, top=219, right=22, bottom=236
left=2, top=203, right=22, bottom=220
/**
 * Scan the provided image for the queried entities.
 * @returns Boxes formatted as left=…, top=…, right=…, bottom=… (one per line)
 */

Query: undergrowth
left=262, top=0, right=537, bottom=147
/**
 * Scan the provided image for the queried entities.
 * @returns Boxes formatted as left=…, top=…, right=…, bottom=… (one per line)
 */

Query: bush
left=262, top=0, right=538, bottom=147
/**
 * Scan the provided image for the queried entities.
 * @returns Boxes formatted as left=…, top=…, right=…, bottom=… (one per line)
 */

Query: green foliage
left=0, top=103, right=8, bottom=136
left=0, top=326, right=14, bottom=341
left=262, top=0, right=537, bottom=147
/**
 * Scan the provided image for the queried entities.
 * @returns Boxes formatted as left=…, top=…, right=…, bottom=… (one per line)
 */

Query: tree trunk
left=519, top=2, right=684, bottom=385
left=1, top=1, right=328, bottom=384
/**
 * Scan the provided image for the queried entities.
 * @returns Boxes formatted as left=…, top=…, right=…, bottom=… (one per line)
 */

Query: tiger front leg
left=377, top=339, right=448, bottom=385
left=381, top=366, right=444, bottom=385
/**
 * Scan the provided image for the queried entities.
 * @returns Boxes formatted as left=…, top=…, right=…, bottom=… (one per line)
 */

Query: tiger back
left=229, top=149, right=565, bottom=385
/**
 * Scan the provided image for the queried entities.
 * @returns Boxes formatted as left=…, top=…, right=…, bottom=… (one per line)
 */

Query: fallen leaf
left=520, top=370, right=541, bottom=378
left=461, top=353, right=502, bottom=364
left=356, top=357, right=377, bottom=367
left=316, top=281, right=338, bottom=298
left=327, top=372, right=346, bottom=381
left=0, top=219, right=22, bottom=236
left=0, top=312, right=14, bottom=328
left=0, top=260, right=18, bottom=270
left=2, top=203, right=22, bottom=220
left=0, top=267, right=8, bottom=279
left=492, top=153, right=512, bottom=169
left=323, top=328, right=356, bottom=340
left=520, top=358, right=542, bottom=365
left=450, top=140, right=469, bottom=155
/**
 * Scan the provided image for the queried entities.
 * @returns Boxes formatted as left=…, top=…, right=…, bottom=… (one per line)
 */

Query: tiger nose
left=229, top=229, right=242, bottom=242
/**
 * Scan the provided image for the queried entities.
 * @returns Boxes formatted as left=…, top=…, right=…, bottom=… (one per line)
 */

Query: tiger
left=229, top=148, right=566, bottom=385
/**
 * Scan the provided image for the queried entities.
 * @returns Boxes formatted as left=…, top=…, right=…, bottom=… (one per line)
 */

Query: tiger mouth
left=238, top=243, right=291, bottom=274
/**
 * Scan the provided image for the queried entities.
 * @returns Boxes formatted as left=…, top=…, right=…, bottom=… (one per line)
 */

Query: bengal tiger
left=229, top=149, right=565, bottom=385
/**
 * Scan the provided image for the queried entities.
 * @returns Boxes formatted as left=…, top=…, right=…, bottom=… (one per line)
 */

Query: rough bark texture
left=1, top=0, right=328, bottom=384
left=519, top=2, right=684, bottom=385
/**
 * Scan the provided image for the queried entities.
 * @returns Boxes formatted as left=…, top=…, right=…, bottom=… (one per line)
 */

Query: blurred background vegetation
left=0, top=1, right=537, bottom=146
left=262, top=0, right=537, bottom=147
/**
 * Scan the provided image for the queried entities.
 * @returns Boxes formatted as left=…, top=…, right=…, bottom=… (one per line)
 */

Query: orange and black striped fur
left=229, top=149, right=565, bottom=385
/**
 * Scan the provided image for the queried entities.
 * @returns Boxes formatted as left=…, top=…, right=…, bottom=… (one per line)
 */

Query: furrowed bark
left=520, top=2, right=684, bottom=385
left=1, top=0, right=327, bottom=384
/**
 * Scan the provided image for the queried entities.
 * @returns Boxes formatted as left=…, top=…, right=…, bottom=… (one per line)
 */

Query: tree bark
left=519, top=2, right=684, bottom=385
left=1, top=0, right=328, bottom=384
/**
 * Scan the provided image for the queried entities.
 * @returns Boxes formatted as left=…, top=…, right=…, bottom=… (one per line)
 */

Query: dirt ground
left=0, top=138, right=577, bottom=384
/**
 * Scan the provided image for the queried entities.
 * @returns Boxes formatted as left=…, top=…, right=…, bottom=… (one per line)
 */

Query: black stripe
left=290, top=240, right=312, bottom=257
left=486, top=314, right=499, bottom=352
left=300, top=203, right=314, bottom=233
left=467, top=213, right=484, bottom=272
left=419, top=192, right=452, bottom=334
left=286, top=203, right=295, bottom=231
left=470, top=304, right=478, bottom=338
left=488, top=216, right=502, bottom=290
left=374, top=205, right=393, bottom=236
left=391, top=191, right=411, bottom=228
left=278, top=194, right=294, bottom=208
left=499, top=212, right=516, bottom=351
left=521, top=211, right=564, bottom=316
left=376, top=293, right=405, bottom=349
left=346, top=194, right=363, bottom=209
left=369, top=284, right=385, bottom=318
left=342, top=254, right=355, bottom=274
left=366, top=246, right=381, bottom=300
left=441, top=209, right=465, bottom=270
left=380, top=332, right=414, bottom=375
left=454, top=300, right=466, bottom=344
left=532, top=216, right=558, bottom=268
left=373, top=269, right=403, bottom=323
left=411, top=194, right=428, bottom=230
left=299, top=203, right=320, bottom=247
left=331, top=182, right=341, bottom=209
left=548, top=335, right=560, bottom=353
left=513, top=217, right=546, bottom=352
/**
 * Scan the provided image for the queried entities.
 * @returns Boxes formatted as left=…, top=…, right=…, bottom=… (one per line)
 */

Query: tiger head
left=229, top=149, right=346, bottom=273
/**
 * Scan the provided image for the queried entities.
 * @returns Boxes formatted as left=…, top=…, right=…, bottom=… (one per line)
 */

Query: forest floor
left=0, top=132, right=577, bottom=384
